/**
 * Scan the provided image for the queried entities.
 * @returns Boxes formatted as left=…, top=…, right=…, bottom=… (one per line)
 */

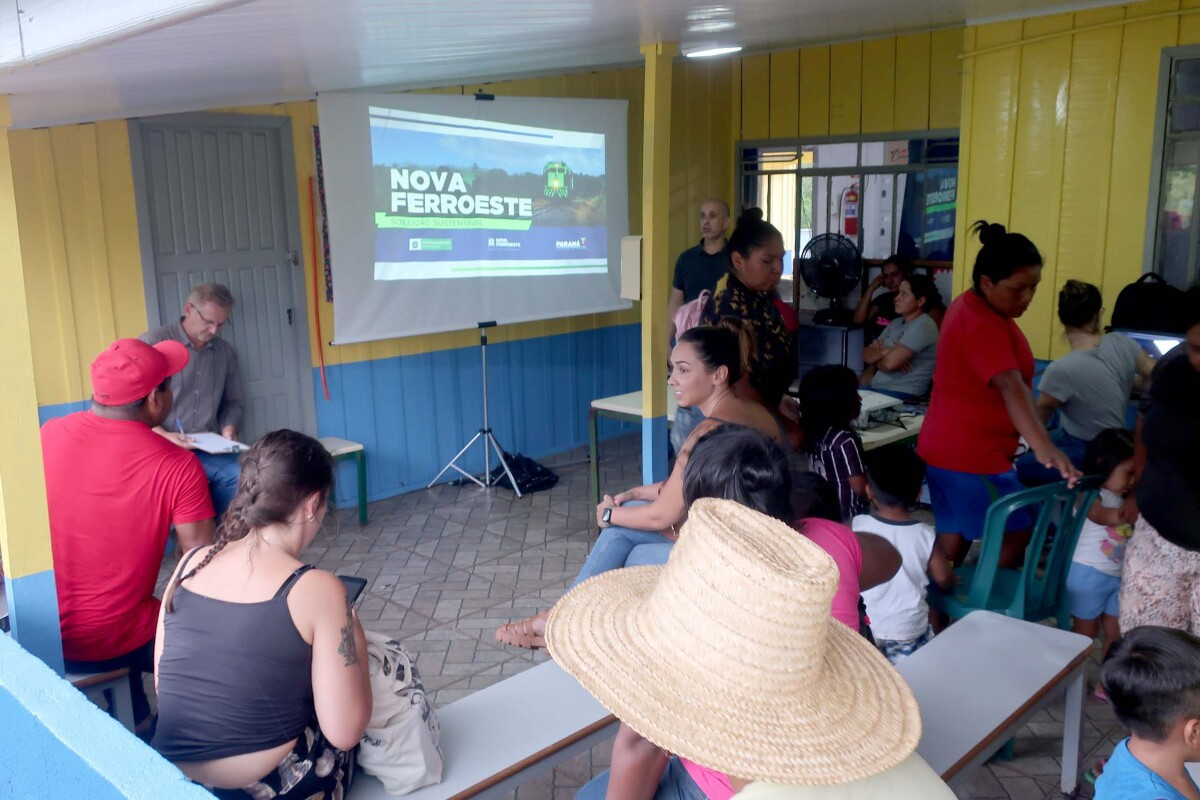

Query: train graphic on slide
left=543, top=161, right=573, bottom=198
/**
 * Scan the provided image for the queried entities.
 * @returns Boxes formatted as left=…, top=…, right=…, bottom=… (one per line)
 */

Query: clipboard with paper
left=188, top=432, right=250, bottom=455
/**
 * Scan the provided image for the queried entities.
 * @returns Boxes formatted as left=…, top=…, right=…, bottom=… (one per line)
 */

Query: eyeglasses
left=191, top=305, right=227, bottom=331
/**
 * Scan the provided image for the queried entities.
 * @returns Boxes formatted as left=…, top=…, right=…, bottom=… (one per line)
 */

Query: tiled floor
left=161, top=433, right=1126, bottom=799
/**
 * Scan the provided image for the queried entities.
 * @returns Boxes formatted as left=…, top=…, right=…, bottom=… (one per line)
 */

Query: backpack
left=488, top=452, right=559, bottom=494
left=672, top=289, right=711, bottom=336
left=1110, top=273, right=1189, bottom=333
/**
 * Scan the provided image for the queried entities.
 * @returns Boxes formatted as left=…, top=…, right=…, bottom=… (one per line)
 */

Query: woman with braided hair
left=152, top=429, right=371, bottom=799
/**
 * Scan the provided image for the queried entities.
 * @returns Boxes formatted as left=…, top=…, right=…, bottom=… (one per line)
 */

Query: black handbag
left=1110, top=273, right=1189, bottom=333
left=488, top=452, right=559, bottom=494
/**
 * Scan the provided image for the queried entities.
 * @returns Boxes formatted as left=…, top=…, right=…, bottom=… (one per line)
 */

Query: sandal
left=495, top=613, right=547, bottom=649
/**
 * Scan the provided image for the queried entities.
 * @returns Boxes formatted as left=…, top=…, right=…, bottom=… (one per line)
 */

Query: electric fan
left=798, top=233, right=864, bottom=326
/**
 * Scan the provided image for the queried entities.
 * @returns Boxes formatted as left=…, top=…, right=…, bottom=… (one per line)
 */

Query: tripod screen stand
left=427, top=321, right=522, bottom=497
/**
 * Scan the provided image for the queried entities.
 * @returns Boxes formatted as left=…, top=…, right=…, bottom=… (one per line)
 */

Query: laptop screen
left=1112, top=329, right=1184, bottom=358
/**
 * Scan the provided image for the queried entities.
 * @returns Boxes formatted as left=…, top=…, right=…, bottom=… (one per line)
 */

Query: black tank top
left=153, top=551, right=316, bottom=762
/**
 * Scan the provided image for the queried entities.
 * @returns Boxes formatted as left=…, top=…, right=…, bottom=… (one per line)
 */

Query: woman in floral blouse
left=701, top=207, right=795, bottom=409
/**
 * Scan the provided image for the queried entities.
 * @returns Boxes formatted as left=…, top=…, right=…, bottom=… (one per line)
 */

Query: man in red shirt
left=42, top=338, right=215, bottom=735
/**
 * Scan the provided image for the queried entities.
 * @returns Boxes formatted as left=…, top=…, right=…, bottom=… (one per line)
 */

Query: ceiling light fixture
left=685, top=45, right=742, bottom=59
left=688, top=20, right=736, bottom=34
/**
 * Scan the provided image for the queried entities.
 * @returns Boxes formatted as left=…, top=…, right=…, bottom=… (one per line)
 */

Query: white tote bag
left=358, top=630, right=444, bottom=794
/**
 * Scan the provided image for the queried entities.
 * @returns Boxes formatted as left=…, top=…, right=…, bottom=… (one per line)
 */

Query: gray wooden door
left=135, top=117, right=311, bottom=441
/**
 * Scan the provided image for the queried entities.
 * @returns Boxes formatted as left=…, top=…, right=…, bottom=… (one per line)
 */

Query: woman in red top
left=917, top=221, right=1078, bottom=568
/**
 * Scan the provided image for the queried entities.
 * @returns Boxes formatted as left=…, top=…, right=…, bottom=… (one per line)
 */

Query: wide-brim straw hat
left=545, top=497, right=921, bottom=786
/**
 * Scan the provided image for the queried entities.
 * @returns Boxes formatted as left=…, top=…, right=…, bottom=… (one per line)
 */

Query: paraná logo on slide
left=555, top=237, right=587, bottom=250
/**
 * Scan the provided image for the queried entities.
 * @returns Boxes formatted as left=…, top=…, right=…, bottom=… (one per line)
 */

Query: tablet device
left=338, top=575, right=367, bottom=604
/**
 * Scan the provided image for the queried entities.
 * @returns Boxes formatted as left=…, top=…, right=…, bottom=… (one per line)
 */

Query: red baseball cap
left=91, top=338, right=190, bottom=406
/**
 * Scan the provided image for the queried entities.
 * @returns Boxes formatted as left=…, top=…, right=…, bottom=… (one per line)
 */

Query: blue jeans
left=576, top=756, right=708, bottom=800
left=1015, top=428, right=1088, bottom=487
left=669, top=405, right=705, bottom=456
left=194, top=451, right=240, bottom=518
left=626, top=542, right=674, bottom=566
left=572, top=502, right=672, bottom=590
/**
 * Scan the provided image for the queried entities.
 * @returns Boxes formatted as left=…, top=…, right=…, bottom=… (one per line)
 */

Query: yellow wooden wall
left=728, top=29, right=964, bottom=143
left=955, top=1, right=1200, bottom=359
left=659, top=30, right=964, bottom=290
left=666, top=59, right=736, bottom=265
left=11, top=62, right=740, bottom=404
left=28, top=2, right=1200, bottom=396
left=11, top=121, right=147, bottom=409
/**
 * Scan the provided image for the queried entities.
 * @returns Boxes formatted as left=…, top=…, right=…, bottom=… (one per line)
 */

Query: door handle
left=287, top=308, right=294, bottom=325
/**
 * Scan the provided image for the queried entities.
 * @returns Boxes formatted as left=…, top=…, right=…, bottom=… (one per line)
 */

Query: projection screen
left=317, top=92, right=631, bottom=344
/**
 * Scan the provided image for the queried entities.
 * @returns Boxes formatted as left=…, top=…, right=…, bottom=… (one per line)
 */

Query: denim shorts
left=925, top=465, right=1034, bottom=541
left=876, top=624, right=935, bottom=665
left=1067, top=561, right=1121, bottom=620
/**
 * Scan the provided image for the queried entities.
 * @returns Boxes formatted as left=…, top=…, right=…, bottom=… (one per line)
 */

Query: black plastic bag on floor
left=489, top=452, right=559, bottom=493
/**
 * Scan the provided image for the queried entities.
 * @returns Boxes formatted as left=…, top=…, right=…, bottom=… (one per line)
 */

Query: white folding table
left=896, top=610, right=1092, bottom=794
left=588, top=389, right=677, bottom=513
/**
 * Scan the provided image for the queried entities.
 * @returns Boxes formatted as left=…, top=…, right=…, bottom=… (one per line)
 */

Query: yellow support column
left=640, top=42, right=676, bottom=483
left=0, top=96, right=63, bottom=673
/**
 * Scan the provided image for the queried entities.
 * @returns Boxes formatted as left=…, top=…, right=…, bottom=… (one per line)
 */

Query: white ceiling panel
left=0, top=0, right=1130, bottom=128
left=0, top=0, right=245, bottom=65
left=0, top=0, right=21, bottom=65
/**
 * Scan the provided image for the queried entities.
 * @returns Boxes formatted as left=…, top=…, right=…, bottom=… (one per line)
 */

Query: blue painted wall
left=0, top=634, right=214, bottom=799
left=5, top=569, right=64, bottom=673
left=34, top=325, right=642, bottom=508
left=315, top=323, right=641, bottom=505
left=38, top=399, right=89, bottom=425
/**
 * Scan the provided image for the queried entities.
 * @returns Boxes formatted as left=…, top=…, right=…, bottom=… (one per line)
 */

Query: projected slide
left=318, top=91, right=629, bottom=343
left=370, top=108, right=607, bottom=280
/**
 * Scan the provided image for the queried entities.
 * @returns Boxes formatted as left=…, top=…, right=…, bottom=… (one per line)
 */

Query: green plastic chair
left=927, top=476, right=1103, bottom=629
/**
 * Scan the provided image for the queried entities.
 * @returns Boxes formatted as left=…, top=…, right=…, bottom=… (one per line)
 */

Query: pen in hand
left=174, top=419, right=194, bottom=447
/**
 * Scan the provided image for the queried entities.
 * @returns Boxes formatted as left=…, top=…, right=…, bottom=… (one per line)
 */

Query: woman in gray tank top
left=153, top=430, right=371, bottom=798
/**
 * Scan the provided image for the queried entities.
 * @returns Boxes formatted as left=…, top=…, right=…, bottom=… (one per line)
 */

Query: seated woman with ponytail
left=152, top=430, right=371, bottom=800
left=495, top=324, right=788, bottom=650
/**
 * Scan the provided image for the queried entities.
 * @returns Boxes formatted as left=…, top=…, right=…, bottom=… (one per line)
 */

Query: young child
left=854, top=447, right=955, bottom=664
left=1096, top=626, right=1200, bottom=800
left=799, top=365, right=868, bottom=522
left=1067, top=428, right=1135, bottom=666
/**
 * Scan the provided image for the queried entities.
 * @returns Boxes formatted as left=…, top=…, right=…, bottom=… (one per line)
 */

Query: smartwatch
left=601, top=507, right=613, bottom=525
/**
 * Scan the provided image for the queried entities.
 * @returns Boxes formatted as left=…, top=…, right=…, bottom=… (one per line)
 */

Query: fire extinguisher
left=841, top=183, right=859, bottom=237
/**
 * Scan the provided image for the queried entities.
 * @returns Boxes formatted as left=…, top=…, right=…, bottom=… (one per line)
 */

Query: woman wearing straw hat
left=496, top=325, right=788, bottom=650
left=546, top=498, right=952, bottom=799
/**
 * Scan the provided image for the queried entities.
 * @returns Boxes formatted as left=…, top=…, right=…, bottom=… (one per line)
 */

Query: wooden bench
left=896, top=610, right=1091, bottom=794
left=320, top=437, right=368, bottom=526
left=348, top=661, right=616, bottom=800
left=68, top=667, right=136, bottom=732
left=351, top=610, right=1090, bottom=799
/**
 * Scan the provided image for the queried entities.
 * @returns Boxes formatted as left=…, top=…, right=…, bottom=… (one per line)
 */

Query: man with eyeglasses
left=140, top=283, right=244, bottom=516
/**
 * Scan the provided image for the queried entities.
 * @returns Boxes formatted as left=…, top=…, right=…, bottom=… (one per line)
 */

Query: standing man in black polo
left=667, top=198, right=731, bottom=453
left=666, top=198, right=732, bottom=345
